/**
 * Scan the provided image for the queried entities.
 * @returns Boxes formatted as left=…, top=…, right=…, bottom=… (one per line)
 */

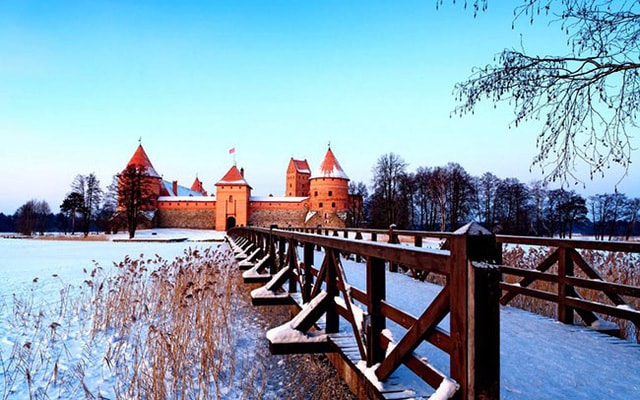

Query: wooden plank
left=447, top=235, right=468, bottom=399
left=375, top=286, right=450, bottom=381
left=268, top=340, right=333, bottom=355
left=380, top=300, right=452, bottom=354
left=379, top=332, right=447, bottom=390
left=500, top=282, right=559, bottom=303
left=569, top=249, right=633, bottom=304
left=367, top=256, right=386, bottom=366
left=500, top=249, right=559, bottom=305
left=251, top=294, right=295, bottom=306
left=558, top=247, right=574, bottom=324
left=496, top=234, right=640, bottom=253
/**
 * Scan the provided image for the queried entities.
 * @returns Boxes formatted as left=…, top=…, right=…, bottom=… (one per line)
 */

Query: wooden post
left=448, top=234, right=469, bottom=399
left=355, top=231, right=363, bottom=263
left=366, top=256, right=386, bottom=367
left=414, top=235, right=423, bottom=248
left=316, top=225, right=322, bottom=250
left=268, top=229, right=277, bottom=275
left=278, top=237, right=286, bottom=270
left=388, top=224, right=399, bottom=273
left=471, top=262, right=501, bottom=399
left=449, top=222, right=500, bottom=400
left=325, top=249, right=339, bottom=333
left=303, top=242, right=314, bottom=303
left=371, top=232, right=377, bottom=242
left=288, top=239, right=298, bottom=293
left=557, top=247, right=574, bottom=324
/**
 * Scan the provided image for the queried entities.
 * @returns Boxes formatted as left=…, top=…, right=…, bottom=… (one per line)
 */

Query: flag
left=228, top=147, right=235, bottom=155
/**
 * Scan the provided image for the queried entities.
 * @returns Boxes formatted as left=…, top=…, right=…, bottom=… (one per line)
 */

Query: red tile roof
left=292, top=159, right=311, bottom=174
left=311, top=147, right=349, bottom=180
left=216, top=165, right=251, bottom=187
left=125, top=145, right=161, bottom=178
left=191, top=177, right=207, bottom=195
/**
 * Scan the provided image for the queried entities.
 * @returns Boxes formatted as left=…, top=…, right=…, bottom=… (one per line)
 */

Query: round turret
left=308, top=147, right=349, bottom=223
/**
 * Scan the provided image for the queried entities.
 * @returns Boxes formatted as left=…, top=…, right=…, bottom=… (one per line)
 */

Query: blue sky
left=0, top=1, right=637, bottom=214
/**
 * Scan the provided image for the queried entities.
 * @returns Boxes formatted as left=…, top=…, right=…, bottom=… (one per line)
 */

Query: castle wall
left=157, top=199, right=216, bottom=229
left=157, top=208, right=216, bottom=229
left=248, top=208, right=308, bottom=228
left=247, top=199, right=308, bottom=228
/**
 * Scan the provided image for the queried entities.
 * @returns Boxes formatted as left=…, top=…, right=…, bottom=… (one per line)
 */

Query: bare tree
left=347, top=181, right=368, bottom=227
left=15, top=199, right=51, bottom=236
left=369, top=153, right=410, bottom=228
left=444, top=163, right=476, bottom=230
left=495, top=178, right=532, bottom=234
left=117, top=164, right=158, bottom=239
left=446, top=0, right=640, bottom=183
left=68, top=173, right=103, bottom=236
left=624, top=197, right=640, bottom=240
left=476, top=172, right=500, bottom=229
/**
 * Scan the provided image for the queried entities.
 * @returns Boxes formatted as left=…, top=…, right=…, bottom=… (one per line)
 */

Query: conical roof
left=125, top=145, right=161, bottom=178
left=216, top=165, right=251, bottom=187
left=310, top=147, right=349, bottom=180
left=191, top=177, right=206, bottom=194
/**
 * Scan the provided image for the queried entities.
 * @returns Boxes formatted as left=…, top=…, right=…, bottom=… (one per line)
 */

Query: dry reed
left=502, top=245, right=640, bottom=343
left=1, top=243, right=354, bottom=399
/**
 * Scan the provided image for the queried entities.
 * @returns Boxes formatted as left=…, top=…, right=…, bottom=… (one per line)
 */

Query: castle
left=120, top=144, right=360, bottom=231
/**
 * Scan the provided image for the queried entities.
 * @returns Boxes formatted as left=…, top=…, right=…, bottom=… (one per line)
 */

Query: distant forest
left=348, top=153, right=639, bottom=240
left=2, top=155, right=639, bottom=240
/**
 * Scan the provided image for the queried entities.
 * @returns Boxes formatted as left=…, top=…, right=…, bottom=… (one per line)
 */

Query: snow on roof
left=161, top=180, right=205, bottom=197
left=157, top=196, right=214, bottom=202
left=250, top=196, right=308, bottom=203
left=310, top=147, right=349, bottom=180
left=216, top=165, right=251, bottom=187
left=125, top=145, right=161, bottom=178
left=292, top=159, right=311, bottom=174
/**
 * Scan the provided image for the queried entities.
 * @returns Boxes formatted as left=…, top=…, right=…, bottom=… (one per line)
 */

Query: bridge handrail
left=229, top=224, right=501, bottom=399
left=276, top=225, right=640, bottom=333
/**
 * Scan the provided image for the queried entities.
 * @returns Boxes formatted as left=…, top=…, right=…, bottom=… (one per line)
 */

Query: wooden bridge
left=226, top=224, right=640, bottom=399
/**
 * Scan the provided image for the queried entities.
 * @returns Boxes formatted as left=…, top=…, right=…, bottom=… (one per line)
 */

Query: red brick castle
left=120, top=144, right=357, bottom=231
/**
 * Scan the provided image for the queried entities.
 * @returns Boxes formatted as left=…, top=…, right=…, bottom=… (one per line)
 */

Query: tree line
left=1, top=173, right=118, bottom=236
left=2, top=156, right=638, bottom=240
left=1, top=165, right=161, bottom=238
left=350, top=153, right=640, bottom=240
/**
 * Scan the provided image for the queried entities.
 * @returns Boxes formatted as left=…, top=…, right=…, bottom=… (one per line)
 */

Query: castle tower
left=308, top=147, right=349, bottom=226
left=121, top=144, right=163, bottom=211
left=285, top=158, right=311, bottom=197
left=215, top=165, right=252, bottom=230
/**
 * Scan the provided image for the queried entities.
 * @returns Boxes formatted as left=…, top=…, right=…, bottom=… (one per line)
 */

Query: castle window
left=319, top=202, right=323, bottom=208
left=328, top=190, right=333, bottom=197
left=331, top=202, right=336, bottom=208
left=314, top=191, right=318, bottom=197
left=229, top=195, right=233, bottom=202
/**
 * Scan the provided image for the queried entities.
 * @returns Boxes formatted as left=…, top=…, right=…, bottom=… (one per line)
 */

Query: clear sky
left=1, top=1, right=637, bottom=214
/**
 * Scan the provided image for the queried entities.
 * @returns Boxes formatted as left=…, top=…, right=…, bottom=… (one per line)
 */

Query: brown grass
left=34, top=233, right=109, bottom=241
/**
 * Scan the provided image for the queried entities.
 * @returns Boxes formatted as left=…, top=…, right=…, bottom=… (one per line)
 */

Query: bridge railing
left=228, top=223, right=501, bottom=399
left=279, top=226, right=640, bottom=336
